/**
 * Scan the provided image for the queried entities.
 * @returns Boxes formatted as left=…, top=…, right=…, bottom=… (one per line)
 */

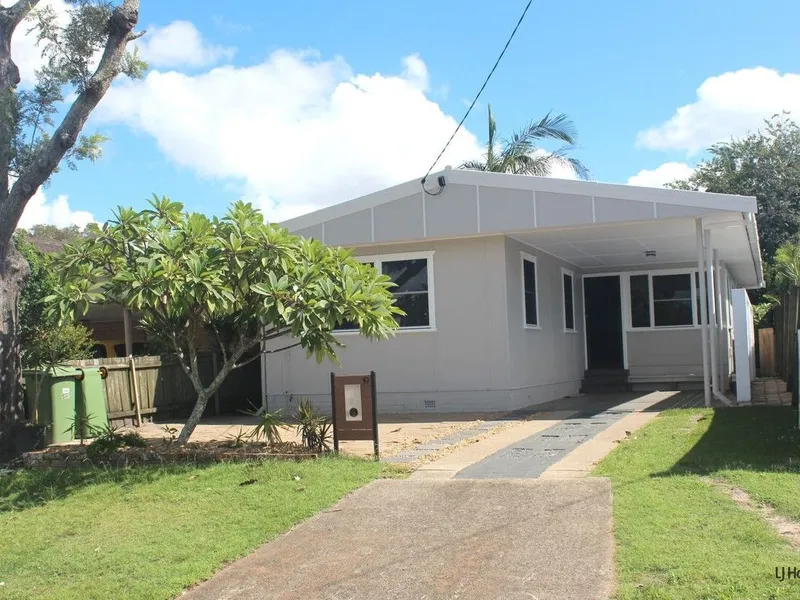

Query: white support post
left=696, top=219, right=712, bottom=407
left=706, top=232, right=720, bottom=393
left=706, top=233, right=733, bottom=406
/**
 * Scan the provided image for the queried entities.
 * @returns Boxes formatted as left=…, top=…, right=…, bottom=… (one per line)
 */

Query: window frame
left=521, top=252, right=540, bottom=329
left=333, top=250, right=436, bottom=334
left=626, top=268, right=700, bottom=331
left=561, top=267, right=577, bottom=333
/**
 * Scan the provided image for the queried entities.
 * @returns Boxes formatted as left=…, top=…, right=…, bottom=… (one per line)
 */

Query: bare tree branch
left=0, top=0, right=140, bottom=249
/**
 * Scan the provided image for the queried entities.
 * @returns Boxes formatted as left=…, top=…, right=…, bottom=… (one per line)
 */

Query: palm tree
left=460, top=104, right=589, bottom=179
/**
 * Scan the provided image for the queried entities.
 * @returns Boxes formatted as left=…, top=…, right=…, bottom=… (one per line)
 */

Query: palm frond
left=547, top=145, right=590, bottom=179
left=459, top=160, right=487, bottom=171
left=486, top=104, right=497, bottom=169
left=508, top=153, right=552, bottom=176
left=517, top=112, right=578, bottom=145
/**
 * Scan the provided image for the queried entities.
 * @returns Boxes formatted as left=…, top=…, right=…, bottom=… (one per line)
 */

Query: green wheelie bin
left=22, top=367, right=83, bottom=444
left=76, top=367, right=110, bottom=433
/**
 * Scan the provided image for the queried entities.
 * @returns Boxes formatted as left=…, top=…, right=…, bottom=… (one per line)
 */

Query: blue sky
left=16, top=0, right=800, bottom=228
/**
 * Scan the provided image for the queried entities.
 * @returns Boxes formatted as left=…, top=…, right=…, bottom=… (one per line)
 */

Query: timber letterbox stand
left=330, top=371, right=379, bottom=458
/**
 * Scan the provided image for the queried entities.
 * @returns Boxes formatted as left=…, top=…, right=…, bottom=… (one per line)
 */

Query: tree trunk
left=0, top=242, right=29, bottom=424
left=177, top=391, right=210, bottom=445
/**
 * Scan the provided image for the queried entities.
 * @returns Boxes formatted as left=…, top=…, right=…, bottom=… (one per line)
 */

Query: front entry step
left=581, top=369, right=630, bottom=393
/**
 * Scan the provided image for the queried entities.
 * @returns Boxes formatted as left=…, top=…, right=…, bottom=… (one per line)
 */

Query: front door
left=584, top=276, right=624, bottom=370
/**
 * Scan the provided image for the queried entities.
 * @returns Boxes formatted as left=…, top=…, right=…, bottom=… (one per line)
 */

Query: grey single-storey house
left=261, top=168, right=763, bottom=414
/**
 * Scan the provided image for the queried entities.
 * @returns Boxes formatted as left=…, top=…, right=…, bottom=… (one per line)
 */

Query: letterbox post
left=371, top=371, right=379, bottom=460
left=330, top=372, right=339, bottom=453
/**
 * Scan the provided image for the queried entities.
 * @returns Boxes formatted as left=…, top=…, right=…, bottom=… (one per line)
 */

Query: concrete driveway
left=182, top=478, right=614, bottom=600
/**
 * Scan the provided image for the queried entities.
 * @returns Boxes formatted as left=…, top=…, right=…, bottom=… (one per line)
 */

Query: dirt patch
left=410, top=419, right=526, bottom=467
left=708, top=478, right=800, bottom=550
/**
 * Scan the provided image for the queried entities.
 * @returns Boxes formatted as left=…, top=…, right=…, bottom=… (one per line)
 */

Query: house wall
left=503, top=237, right=585, bottom=407
left=626, top=330, right=703, bottom=377
left=264, top=236, right=513, bottom=414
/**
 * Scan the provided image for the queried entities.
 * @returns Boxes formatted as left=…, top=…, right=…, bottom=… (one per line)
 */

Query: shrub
left=295, top=399, right=332, bottom=452
left=86, top=425, right=148, bottom=462
left=247, top=409, right=285, bottom=445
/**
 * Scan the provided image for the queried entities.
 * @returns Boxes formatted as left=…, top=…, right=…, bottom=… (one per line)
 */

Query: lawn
left=0, top=456, right=403, bottom=600
left=594, top=406, right=800, bottom=600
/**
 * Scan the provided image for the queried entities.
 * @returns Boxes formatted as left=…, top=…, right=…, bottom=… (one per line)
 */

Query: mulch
left=22, top=439, right=318, bottom=469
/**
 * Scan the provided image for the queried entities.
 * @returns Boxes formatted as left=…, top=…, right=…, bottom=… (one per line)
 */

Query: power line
left=421, top=0, right=533, bottom=189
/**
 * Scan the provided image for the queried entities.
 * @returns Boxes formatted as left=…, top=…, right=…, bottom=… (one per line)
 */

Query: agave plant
left=295, top=398, right=332, bottom=452
left=248, top=410, right=285, bottom=445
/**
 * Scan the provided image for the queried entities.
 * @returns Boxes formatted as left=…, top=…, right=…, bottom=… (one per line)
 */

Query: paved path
left=456, top=391, right=702, bottom=479
left=181, top=479, right=614, bottom=600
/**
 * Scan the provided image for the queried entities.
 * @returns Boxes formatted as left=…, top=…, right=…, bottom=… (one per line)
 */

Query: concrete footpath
left=181, top=479, right=614, bottom=600
left=417, top=391, right=697, bottom=480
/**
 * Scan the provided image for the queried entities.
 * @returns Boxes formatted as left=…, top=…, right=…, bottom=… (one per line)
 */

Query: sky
left=15, top=0, right=800, bottom=229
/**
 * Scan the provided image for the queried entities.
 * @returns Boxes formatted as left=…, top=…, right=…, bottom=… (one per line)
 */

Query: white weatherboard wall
left=264, top=236, right=513, bottom=414
left=504, top=237, right=585, bottom=406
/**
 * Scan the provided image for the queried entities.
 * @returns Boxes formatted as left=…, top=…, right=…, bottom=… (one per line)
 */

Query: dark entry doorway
left=583, top=276, right=624, bottom=370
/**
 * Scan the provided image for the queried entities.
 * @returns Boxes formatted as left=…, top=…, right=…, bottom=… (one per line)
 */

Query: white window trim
left=624, top=268, right=701, bottom=331
left=561, top=267, right=577, bottom=333
left=521, top=251, right=540, bottom=329
left=333, top=250, right=436, bottom=334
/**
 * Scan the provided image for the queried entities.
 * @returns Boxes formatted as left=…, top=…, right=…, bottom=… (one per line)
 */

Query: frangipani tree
left=48, top=197, right=402, bottom=443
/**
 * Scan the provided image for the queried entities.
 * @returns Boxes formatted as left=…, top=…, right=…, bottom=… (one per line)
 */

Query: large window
left=653, top=274, right=693, bottom=326
left=562, top=268, right=575, bottom=331
left=522, top=253, right=539, bottom=327
left=629, top=272, right=695, bottom=328
left=335, top=254, right=433, bottom=332
left=381, top=258, right=430, bottom=328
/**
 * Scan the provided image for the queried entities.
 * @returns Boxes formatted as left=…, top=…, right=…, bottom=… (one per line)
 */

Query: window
left=335, top=254, right=434, bottom=332
left=630, top=271, right=696, bottom=329
left=629, top=274, right=651, bottom=328
left=522, top=254, right=538, bottom=327
left=382, top=259, right=430, bottom=328
left=562, top=269, right=575, bottom=331
left=652, top=274, right=693, bottom=326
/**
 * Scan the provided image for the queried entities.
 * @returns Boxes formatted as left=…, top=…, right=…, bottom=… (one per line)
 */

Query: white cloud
left=97, top=51, right=483, bottom=221
left=19, top=188, right=94, bottom=229
left=401, top=54, right=429, bottom=91
left=637, top=67, right=800, bottom=153
left=627, top=162, right=695, bottom=188
left=136, top=20, right=235, bottom=69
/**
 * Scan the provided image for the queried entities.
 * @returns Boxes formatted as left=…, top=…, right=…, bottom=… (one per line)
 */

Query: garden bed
left=22, top=439, right=317, bottom=468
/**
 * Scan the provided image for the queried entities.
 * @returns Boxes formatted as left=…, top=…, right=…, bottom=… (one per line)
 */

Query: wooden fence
left=69, top=352, right=262, bottom=426
left=772, top=285, right=800, bottom=405
left=758, top=328, right=776, bottom=377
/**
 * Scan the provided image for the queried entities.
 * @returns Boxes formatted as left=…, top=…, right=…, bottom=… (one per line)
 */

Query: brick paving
left=750, top=378, right=792, bottom=406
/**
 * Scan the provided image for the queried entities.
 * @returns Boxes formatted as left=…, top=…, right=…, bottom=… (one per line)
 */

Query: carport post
left=706, top=231, right=720, bottom=395
left=696, top=219, right=712, bottom=407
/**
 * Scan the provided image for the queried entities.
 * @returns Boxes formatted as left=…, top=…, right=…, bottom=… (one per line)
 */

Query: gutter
left=743, top=212, right=765, bottom=288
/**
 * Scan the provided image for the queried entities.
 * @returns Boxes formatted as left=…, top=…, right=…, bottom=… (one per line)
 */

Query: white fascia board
left=448, top=169, right=757, bottom=213
left=280, top=177, right=427, bottom=232
left=281, top=168, right=758, bottom=234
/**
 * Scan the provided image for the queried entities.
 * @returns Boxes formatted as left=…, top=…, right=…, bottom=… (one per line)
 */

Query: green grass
left=0, top=457, right=405, bottom=600
left=594, top=406, right=800, bottom=600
